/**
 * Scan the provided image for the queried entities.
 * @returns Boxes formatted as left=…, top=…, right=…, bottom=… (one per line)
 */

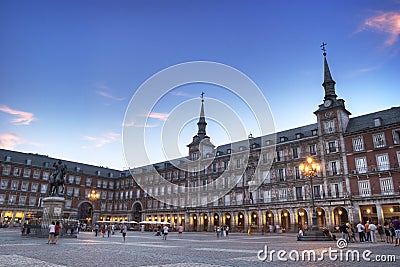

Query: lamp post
left=88, top=190, right=100, bottom=225
left=299, top=156, right=321, bottom=231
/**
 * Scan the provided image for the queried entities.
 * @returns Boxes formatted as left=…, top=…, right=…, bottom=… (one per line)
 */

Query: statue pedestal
left=43, top=197, right=65, bottom=220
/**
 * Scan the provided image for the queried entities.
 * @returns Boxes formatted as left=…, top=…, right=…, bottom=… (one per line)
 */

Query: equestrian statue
left=49, top=160, right=67, bottom=197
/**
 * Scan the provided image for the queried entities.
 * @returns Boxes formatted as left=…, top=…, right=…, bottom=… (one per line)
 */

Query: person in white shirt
left=162, top=225, right=168, bottom=240
left=356, top=222, right=365, bottom=242
left=48, top=221, right=55, bottom=244
left=369, top=222, right=377, bottom=243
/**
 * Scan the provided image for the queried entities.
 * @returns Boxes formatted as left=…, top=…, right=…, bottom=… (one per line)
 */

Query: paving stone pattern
left=0, top=228, right=399, bottom=267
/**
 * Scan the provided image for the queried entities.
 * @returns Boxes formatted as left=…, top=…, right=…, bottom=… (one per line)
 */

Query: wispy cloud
left=169, top=91, right=193, bottom=98
left=363, top=11, right=400, bottom=46
left=96, top=91, right=126, bottom=101
left=83, top=132, right=120, bottom=147
left=0, top=133, right=23, bottom=149
left=123, top=120, right=158, bottom=128
left=0, top=105, right=36, bottom=125
left=146, top=112, right=169, bottom=121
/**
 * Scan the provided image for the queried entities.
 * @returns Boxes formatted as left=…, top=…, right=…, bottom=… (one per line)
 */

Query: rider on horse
left=49, top=160, right=67, bottom=197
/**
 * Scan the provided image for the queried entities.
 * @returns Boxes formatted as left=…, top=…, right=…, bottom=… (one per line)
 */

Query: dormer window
left=227, top=149, right=231, bottom=154
left=26, top=159, right=32, bottom=165
left=239, top=146, right=246, bottom=151
left=295, top=133, right=303, bottom=139
left=5, top=156, right=11, bottom=162
left=192, top=152, right=198, bottom=160
left=374, top=118, right=382, bottom=127
left=312, top=129, right=318, bottom=136
left=279, top=136, right=288, bottom=142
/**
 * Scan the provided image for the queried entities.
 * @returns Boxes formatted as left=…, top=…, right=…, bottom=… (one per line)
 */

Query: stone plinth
left=43, top=197, right=65, bottom=220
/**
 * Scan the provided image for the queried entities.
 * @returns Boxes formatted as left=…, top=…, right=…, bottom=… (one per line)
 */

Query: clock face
left=324, top=99, right=332, bottom=107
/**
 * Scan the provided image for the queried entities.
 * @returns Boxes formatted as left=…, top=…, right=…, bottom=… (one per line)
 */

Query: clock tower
left=314, top=44, right=352, bottom=200
left=314, top=45, right=351, bottom=134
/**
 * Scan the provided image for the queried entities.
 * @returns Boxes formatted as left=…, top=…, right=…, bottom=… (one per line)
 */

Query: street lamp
left=299, top=156, right=321, bottom=231
left=88, top=190, right=100, bottom=224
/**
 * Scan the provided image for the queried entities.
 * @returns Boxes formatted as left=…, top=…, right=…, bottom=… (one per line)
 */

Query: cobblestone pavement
left=0, top=228, right=399, bottom=267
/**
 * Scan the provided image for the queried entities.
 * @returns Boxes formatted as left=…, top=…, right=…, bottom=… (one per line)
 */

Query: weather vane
left=320, top=42, right=327, bottom=56
left=201, top=92, right=204, bottom=102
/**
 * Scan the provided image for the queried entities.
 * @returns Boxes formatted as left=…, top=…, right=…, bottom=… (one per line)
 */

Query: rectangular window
left=33, top=169, right=40, bottom=179
left=42, top=171, right=49, bottom=181
left=40, top=184, right=48, bottom=194
left=0, top=179, right=8, bottom=190
left=324, top=120, right=335, bottom=133
left=393, top=129, right=400, bottom=145
left=13, top=167, right=21, bottom=177
left=358, top=180, right=371, bottom=197
left=292, top=147, right=299, bottom=159
left=331, top=183, right=341, bottom=198
left=373, top=133, right=386, bottom=148
left=31, top=183, right=38, bottom=192
left=97, top=180, right=101, bottom=188
left=29, top=196, right=36, bottom=206
left=329, top=160, right=339, bottom=176
left=294, top=166, right=301, bottom=179
left=313, top=185, right=321, bottom=198
left=278, top=188, right=287, bottom=200
left=67, top=187, right=73, bottom=196
left=277, top=168, right=286, bottom=181
left=327, top=141, right=338, bottom=153
left=23, top=168, right=31, bottom=178
left=380, top=178, right=394, bottom=195
left=352, top=137, right=365, bottom=152
left=296, top=187, right=303, bottom=200
left=102, top=180, right=107, bottom=188
left=236, top=159, right=241, bottom=169
left=355, top=157, right=368, bottom=174
left=86, top=178, right=92, bottom=187
left=0, top=194, right=5, bottom=204
left=68, top=175, right=75, bottom=184
left=74, top=188, right=80, bottom=197
left=309, top=144, right=317, bottom=155
left=276, top=150, right=284, bottom=161
left=8, top=195, right=16, bottom=204
left=2, top=165, right=11, bottom=175
left=11, top=180, right=19, bottom=190
left=65, top=200, right=72, bottom=209
left=263, top=190, right=271, bottom=202
left=376, top=154, right=390, bottom=171
left=75, top=176, right=81, bottom=185
left=19, top=195, right=26, bottom=205
left=21, top=181, right=29, bottom=191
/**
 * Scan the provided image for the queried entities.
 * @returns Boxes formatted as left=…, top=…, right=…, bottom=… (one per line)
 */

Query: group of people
left=338, top=217, right=400, bottom=246
left=215, top=225, right=229, bottom=238
left=47, top=221, right=61, bottom=244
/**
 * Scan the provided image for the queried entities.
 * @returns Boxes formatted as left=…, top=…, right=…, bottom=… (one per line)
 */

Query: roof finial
left=320, top=42, right=327, bottom=57
left=201, top=92, right=204, bottom=102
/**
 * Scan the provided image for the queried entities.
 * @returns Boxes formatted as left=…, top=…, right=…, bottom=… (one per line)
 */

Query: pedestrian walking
left=121, top=223, right=127, bottom=242
left=107, top=224, right=111, bottom=237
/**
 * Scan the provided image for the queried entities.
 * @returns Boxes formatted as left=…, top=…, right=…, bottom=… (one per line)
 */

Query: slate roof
left=0, top=149, right=122, bottom=178
left=346, top=106, right=400, bottom=134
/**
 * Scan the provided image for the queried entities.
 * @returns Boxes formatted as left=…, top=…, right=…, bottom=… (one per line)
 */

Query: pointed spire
left=321, top=43, right=337, bottom=100
left=197, top=92, right=207, bottom=138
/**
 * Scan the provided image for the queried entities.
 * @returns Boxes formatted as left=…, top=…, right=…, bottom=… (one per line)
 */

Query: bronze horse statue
left=49, top=160, right=67, bottom=197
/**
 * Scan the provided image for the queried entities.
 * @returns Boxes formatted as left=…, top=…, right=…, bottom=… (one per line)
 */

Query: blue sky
left=0, top=0, right=399, bottom=170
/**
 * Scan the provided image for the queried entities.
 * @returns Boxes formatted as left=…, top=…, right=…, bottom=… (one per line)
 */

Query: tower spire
left=197, top=92, right=207, bottom=138
left=321, top=43, right=337, bottom=100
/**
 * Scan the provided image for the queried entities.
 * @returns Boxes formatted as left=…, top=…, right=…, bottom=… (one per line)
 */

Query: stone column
left=375, top=203, right=383, bottom=224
